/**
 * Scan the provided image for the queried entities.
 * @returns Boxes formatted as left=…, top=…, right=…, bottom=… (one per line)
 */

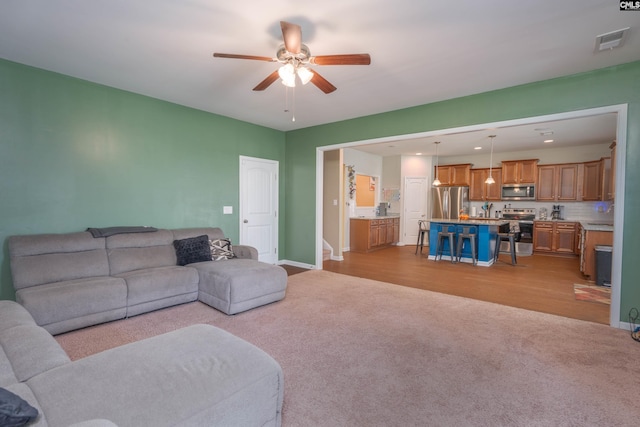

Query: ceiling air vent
left=594, top=27, right=630, bottom=52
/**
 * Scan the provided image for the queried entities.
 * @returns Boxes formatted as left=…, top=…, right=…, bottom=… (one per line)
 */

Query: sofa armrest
left=233, top=244, right=258, bottom=260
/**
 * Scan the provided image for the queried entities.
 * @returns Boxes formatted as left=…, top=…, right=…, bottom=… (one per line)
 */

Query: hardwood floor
left=322, top=245, right=610, bottom=325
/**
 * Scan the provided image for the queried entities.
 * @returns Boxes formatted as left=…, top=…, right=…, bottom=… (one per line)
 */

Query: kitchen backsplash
left=470, top=200, right=614, bottom=221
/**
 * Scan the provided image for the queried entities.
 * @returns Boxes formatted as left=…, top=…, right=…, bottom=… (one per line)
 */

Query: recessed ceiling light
left=544, top=139, right=554, bottom=143
left=415, top=152, right=422, bottom=156
left=474, top=146, right=482, bottom=150
left=539, top=131, right=554, bottom=136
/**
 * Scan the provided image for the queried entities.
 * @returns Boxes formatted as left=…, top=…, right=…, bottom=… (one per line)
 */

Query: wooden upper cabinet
left=536, top=165, right=556, bottom=200
left=434, top=164, right=471, bottom=186
left=582, top=160, right=603, bottom=201
left=501, top=159, right=538, bottom=184
left=537, top=163, right=579, bottom=201
left=470, top=168, right=502, bottom=201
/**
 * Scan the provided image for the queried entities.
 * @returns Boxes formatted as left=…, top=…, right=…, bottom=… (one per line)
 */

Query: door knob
left=243, top=219, right=249, bottom=223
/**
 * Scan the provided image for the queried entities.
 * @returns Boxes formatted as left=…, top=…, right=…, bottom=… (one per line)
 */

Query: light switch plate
left=223, top=206, right=233, bottom=214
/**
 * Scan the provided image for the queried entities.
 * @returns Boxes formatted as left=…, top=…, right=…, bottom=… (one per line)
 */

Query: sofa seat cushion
left=26, top=324, right=284, bottom=427
left=15, top=277, right=127, bottom=329
left=193, top=259, right=287, bottom=315
left=116, top=266, right=199, bottom=308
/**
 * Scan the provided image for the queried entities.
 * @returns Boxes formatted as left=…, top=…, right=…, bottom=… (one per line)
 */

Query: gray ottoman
left=193, top=259, right=287, bottom=314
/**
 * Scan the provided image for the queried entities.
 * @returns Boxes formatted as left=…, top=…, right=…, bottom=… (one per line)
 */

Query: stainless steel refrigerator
left=431, top=186, right=470, bottom=219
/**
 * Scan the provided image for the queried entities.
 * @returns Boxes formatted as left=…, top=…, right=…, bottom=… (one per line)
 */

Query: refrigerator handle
left=443, top=189, right=449, bottom=219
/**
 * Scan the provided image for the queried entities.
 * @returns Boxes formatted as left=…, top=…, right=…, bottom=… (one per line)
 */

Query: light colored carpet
left=574, top=283, right=611, bottom=304
left=56, top=270, right=640, bottom=426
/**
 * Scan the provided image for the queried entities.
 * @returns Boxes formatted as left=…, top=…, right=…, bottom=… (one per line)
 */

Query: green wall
left=2, top=56, right=638, bottom=323
left=0, top=59, right=286, bottom=300
left=285, top=61, right=640, bottom=323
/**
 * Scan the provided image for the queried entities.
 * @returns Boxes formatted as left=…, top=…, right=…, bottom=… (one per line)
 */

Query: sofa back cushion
left=172, top=227, right=226, bottom=242
left=9, top=232, right=109, bottom=290
left=107, top=229, right=176, bottom=275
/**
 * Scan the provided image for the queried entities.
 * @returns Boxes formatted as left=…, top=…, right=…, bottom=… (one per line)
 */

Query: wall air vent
left=594, top=27, right=630, bottom=52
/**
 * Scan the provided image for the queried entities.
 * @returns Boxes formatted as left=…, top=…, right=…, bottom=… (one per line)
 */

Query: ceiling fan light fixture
left=278, top=64, right=296, bottom=87
left=297, top=66, right=314, bottom=85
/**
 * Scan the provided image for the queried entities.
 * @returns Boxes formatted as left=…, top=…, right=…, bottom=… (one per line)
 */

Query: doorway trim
left=315, top=104, right=627, bottom=328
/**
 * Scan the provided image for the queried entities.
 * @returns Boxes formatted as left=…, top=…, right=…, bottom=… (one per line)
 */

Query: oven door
left=518, top=221, right=534, bottom=243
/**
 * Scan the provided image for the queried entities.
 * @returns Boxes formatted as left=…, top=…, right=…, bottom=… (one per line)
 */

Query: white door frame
left=239, top=156, right=279, bottom=264
left=316, top=104, right=627, bottom=328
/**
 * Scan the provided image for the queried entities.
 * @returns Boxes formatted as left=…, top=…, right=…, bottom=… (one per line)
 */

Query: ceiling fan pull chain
left=284, top=86, right=289, bottom=114
left=292, top=86, right=296, bottom=122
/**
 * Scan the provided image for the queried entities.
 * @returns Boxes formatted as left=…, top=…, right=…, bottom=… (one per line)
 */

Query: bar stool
left=456, top=225, right=478, bottom=265
left=435, top=224, right=457, bottom=263
left=494, top=230, right=517, bottom=265
left=415, top=220, right=429, bottom=255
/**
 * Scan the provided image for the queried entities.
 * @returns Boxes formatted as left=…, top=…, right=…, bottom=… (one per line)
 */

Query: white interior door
left=239, top=156, right=279, bottom=264
left=403, top=177, right=427, bottom=245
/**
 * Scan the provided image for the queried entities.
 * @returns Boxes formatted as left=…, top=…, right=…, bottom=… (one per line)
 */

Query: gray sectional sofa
left=8, top=227, right=288, bottom=335
left=0, top=299, right=284, bottom=426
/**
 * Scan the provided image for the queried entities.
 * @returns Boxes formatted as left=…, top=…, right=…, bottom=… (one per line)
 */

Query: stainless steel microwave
left=501, top=185, right=535, bottom=200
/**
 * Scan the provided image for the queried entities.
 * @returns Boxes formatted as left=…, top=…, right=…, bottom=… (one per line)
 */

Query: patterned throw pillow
left=173, top=235, right=213, bottom=266
left=209, top=238, right=236, bottom=261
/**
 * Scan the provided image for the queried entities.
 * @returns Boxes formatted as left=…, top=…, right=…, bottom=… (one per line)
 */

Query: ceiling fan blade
left=310, top=54, right=371, bottom=66
left=213, top=53, right=275, bottom=62
left=310, top=70, right=337, bottom=94
left=280, top=21, right=302, bottom=54
left=253, top=70, right=280, bottom=91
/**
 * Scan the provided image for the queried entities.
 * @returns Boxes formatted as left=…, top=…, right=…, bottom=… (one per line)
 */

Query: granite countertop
left=352, top=215, right=401, bottom=220
left=579, top=221, right=614, bottom=232
left=533, top=219, right=613, bottom=231
left=430, top=218, right=510, bottom=226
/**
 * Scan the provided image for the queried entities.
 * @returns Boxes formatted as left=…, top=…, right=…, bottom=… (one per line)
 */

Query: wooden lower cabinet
left=350, top=217, right=400, bottom=253
left=580, top=229, right=613, bottom=279
left=533, top=221, right=577, bottom=255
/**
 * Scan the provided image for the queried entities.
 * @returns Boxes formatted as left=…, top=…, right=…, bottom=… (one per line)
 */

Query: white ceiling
left=0, top=1, right=636, bottom=149
left=352, top=113, right=619, bottom=157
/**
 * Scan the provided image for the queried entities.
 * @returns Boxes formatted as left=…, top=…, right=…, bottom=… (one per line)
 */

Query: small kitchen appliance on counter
left=539, top=207, right=547, bottom=220
left=378, top=202, right=388, bottom=217
left=551, top=205, right=565, bottom=220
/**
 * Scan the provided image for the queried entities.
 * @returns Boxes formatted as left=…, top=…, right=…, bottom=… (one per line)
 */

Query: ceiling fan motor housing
left=277, top=44, right=310, bottom=64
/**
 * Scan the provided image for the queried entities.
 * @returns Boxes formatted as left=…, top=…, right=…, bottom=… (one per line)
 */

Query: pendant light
left=432, top=141, right=442, bottom=186
left=485, top=135, right=496, bottom=184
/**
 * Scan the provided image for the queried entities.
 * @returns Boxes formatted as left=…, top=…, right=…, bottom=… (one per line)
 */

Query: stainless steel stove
left=501, top=208, right=536, bottom=223
left=501, top=208, right=536, bottom=255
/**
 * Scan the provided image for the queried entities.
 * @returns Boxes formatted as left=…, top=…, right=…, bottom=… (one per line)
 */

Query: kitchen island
left=428, top=219, right=510, bottom=266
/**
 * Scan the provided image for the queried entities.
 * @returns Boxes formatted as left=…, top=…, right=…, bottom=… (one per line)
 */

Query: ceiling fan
left=213, top=21, right=371, bottom=94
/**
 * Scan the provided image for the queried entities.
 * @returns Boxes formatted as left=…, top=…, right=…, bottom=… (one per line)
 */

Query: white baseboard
left=278, top=259, right=316, bottom=270
left=330, top=255, right=344, bottom=261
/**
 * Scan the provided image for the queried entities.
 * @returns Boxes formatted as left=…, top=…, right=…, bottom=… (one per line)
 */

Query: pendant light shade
left=485, top=135, right=496, bottom=184
left=432, top=141, right=441, bottom=186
